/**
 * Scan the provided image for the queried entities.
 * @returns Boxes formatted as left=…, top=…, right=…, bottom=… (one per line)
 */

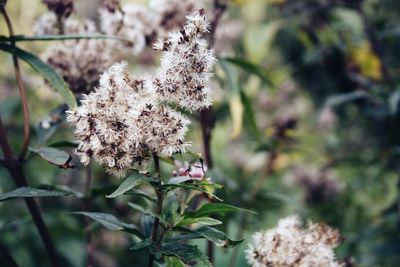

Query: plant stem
left=0, top=6, right=30, bottom=160
left=147, top=153, right=164, bottom=267
left=84, top=163, right=93, bottom=267
left=0, top=243, right=20, bottom=267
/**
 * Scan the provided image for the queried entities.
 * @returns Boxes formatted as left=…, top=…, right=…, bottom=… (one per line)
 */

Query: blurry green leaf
left=185, top=203, right=255, bottom=218
left=130, top=239, right=151, bottom=250
left=0, top=187, right=70, bottom=201
left=162, top=183, right=222, bottom=201
left=177, top=217, right=222, bottom=227
left=168, top=176, right=195, bottom=184
left=30, top=147, right=72, bottom=168
left=222, top=57, right=273, bottom=86
left=125, top=189, right=157, bottom=203
left=73, top=212, right=143, bottom=238
left=0, top=34, right=131, bottom=43
left=243, top=21, right=282, bottom=63
left=141, top=215, right=154, bottom=238
left=164, top=256, right=186, bottom=267
left=150, top=242, right=212, bottom=267
left=106, top=172, right=154, bottom=198
left=240, top=90, right=260, bottom=139
left=325, top=91, right=368, bottom=107
left=177, top=226, right=243, bottom=248
left=35, top=104, right=68, bottom=144
left=128, top=202, right=169, bottom=227
left=0, top=43, right=77, bottom=108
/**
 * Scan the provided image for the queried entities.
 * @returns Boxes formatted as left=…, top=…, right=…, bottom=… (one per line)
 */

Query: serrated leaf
left=177, top=217, right=222, bottom=227
left=185, top=203, right=255, bottom=218
left=178, top=226, right=243, bottom=248
left=106, top=172, right=154, bottom=198
left=30, top=147, right=72, bottom=168
left=73, top=211, right=143, bottom=238
left=0, top=43, right=77, bottom=108
left=0, top=187, right=70, bottom=201
left=150, top=242, right=212, bottom=267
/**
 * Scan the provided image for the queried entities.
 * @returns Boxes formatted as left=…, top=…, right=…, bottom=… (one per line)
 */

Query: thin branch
left=0, top=6, right=30, bottom=160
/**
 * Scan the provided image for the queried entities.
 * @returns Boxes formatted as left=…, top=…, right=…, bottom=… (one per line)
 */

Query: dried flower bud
left=153, top=10, right=215, bottom=111
left=246, top=216, right=344, bottom=267
left=42, top=0, right=73, bottom=18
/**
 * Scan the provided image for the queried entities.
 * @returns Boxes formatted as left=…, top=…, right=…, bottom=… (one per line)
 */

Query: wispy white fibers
left=246, top=216, right=344, bottom=267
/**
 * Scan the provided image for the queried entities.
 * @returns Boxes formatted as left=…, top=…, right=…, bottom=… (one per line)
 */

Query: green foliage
left=0, top=187, right=70, bottom=201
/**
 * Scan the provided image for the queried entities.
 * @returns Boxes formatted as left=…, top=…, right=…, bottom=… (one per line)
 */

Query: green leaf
left=130, top=239, right=151, bottom=250
left=150, top=242, right=212, bottom=267
left=178, top=226, right=243, bottom=248
left=222, top=57, right=274, bottom=86
left=164, top=256, right=186, bottom=267
left=0, top=43, right=77, bottom=108
left=168, top=176, right=195, bottom=184
left=177, top=217, right=222, bottom=227
left=125, top=189, right=157, bottom=203
left=240, top=90, right=260, bottom=139
left=106, top=172, right=154, bottom=198
left=128, top=202, right=169, bottom=227
left=30, top=147, right=72, bottom=168
left=162, top=183, right=222, bottom=201
left=0, top=34, right=132, bottom=43
left=73, top=211, right=144, bottom=238
left=185, top=203, right=255, bottom=218
left=0, top=187, right=70, bottom=202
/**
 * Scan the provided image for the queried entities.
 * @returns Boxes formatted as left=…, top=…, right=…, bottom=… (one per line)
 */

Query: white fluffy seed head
left=246, top=216, right=344, bottom=267
left=67, top=62, right=191, bottom=176
left=153, top=10, right=215, bottom=111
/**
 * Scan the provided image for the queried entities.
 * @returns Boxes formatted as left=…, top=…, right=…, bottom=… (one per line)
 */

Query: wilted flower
left=153, top=10, right=216, bottom=111
left=246, top=215, right=344, bottom=267
left=33, top=13, right=96, bottom=35
left=67, top=62, right=190, bottom=176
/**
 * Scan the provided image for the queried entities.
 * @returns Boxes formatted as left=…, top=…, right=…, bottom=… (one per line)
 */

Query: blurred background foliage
left=1, top=0, right=400, bottom=266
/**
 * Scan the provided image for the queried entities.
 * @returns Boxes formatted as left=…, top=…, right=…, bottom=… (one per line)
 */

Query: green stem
left=147, top=153, right=164, bottom=267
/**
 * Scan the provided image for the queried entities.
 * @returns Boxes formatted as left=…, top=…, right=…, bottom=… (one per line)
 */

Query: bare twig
left=0, top=6, right=30, bottom=160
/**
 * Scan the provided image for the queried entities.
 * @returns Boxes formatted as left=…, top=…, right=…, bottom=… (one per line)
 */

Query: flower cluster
left=34, top=12, right=114, bottom=95
left=67, top=63, right=190, bottom=176
left=98, top=0, right=200, bottom=55
left=246, top=216, right=344, bottom=267
left=153, top=11, right=215, bottom=111
left=67, top=11, right=213, bottom=176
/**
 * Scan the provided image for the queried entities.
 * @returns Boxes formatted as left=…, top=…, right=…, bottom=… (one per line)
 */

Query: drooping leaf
left=150, top=242, right=212, bottom=267
left=106, top=172, right=155, bottom=198
left=162, top=183, right=222, bottom=201
left=177, top=217, right=222, bottom=227
left=0, top=187, right=70, bottom=202
left=177, top=226, right=243, bottom=248
left=0, top=43, right=77, bottom=108
left=73, top=212, right=143, bottom=238
left=30, top=147, right=73, bottom=168
left=185, top=203, right=255, bottom=218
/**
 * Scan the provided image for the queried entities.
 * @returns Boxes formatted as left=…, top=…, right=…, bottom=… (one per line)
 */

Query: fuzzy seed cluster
left=246, top=216, right=344, bottom=267
left=153, top=11, right=215, bottom=111
left=67, top=63, right=190, bottom=176
left=66, top=11, right=214, bottom=176
left=34, top=14, right=114, bottom=95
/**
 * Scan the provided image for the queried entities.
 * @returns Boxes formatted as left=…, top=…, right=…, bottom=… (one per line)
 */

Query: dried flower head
left=99, top=4, right=154, bottom=55
left=43, top=0, right=73, bottom=18
left=34, top=14, right=114, bottom=94
left=150, top=0, right=199, bottom=36
left=246, top=216, right=344, bottom=267
left=67, top=62, right=190, bottom=176
left=153, top=10, right=215, bottom=111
